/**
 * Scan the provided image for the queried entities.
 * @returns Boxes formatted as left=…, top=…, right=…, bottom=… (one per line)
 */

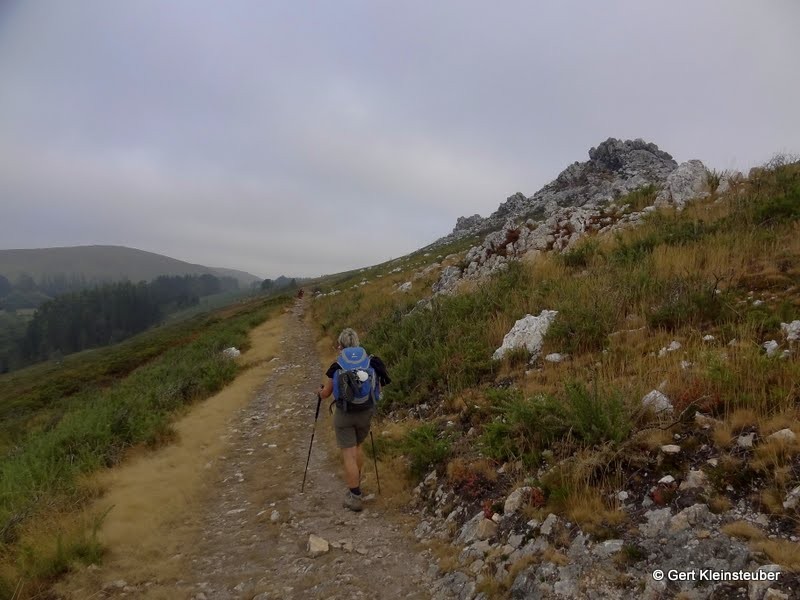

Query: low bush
left=399, top=424, right=452, bottom=478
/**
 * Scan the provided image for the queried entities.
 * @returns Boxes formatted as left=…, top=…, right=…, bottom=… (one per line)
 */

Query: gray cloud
left=2, top=1, right=799, bottom=277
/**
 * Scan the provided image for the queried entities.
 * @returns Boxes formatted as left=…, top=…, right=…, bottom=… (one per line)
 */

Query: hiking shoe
left=343, top=491, right=363, bottom=512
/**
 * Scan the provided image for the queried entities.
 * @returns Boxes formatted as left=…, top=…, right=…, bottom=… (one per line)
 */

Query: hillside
left=0, top=245, right=261, bottom=287
left=2, top=140, right=799, bottom=600
left=309, top=142, right=800, bottom=599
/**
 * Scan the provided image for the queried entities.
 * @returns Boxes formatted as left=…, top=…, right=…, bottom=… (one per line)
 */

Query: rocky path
left=183, top=300, right=438, bottom=599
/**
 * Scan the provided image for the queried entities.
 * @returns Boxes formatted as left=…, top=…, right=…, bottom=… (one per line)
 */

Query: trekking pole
left=301, top=393, right=323, bottom=492
left=369, top=430, right=381, bottom=495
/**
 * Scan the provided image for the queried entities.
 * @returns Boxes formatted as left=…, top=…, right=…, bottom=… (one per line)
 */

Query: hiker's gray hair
left=338, top=328, right=360, bottom=348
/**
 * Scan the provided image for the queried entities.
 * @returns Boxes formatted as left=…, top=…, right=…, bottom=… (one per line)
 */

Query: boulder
left=655, top=160, right=710, bottom=209
left=492, top=310, right=558, bottom=361
left=763, top=340, right=779, bottom=357
left=397, top=281, right=412, bottom=293
left=475, top=518, right=497, bottom=541
left=642, top=390, right=673, bottom=413
left=504, top=487, right=532, bottom=515
left=781, top=320, right=800, bottom=342
left=640, top=508, right=672, bottom=537
left=767, top=429, right=796, bottom=444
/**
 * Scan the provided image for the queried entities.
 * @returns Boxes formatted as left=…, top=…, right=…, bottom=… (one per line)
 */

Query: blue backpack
left=332, top=347, right=379, bottom=412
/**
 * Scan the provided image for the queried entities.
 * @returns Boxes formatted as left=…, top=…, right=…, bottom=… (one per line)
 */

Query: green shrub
left=560, top=239, right=602, bottom=269
left=646, top=277, right=733, bottom=331
left=400, top=424, right=452, bottom=478
left=621, top=184, right=658, bottom=212
left=479, top=383, right=631, bottom=463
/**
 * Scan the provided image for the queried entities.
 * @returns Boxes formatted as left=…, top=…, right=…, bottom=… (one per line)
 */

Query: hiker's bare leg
left=356, top=444, right=364, bottom=483
left=342, top=446, right=360, bottom=489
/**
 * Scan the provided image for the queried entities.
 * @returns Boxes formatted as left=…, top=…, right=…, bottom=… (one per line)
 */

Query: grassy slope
left=310, top=162, right=800, bottom=568
left=0, top=293, right=289, bottom=597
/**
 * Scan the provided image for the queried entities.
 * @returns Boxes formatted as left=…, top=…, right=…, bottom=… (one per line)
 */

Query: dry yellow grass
left=722, top=520, right=765, bottom=541
left=708, top=495, right=733, bottom=514
left=753, top=539, right=800, bottom=571
left=52, top=312, right=288, bottom=599
left=563, top=490, right=627, bottom=538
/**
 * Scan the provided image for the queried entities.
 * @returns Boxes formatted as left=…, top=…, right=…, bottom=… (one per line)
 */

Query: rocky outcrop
left=655, top=159, right=710, bottom=209
left=431, top=139, right=715, bottom=296
left=453, top=214, right=486, bottom=236
left=432, top=138, right=678, bottom=249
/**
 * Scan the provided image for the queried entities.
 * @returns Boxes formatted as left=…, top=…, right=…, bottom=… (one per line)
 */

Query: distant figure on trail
left=297, top=288, right=304, bottom=299
left=318, top=328, right=391, bottom=512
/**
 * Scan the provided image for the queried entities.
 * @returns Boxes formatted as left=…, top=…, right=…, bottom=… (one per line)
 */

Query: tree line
left=7, top=274, right=239, bottom=365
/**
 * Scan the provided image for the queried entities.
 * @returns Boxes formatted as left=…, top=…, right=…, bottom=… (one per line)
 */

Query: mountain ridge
left=0, top=245, right=262, bottom=287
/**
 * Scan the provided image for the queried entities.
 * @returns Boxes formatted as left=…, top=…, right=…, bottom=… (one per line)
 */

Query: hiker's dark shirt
left=326, top=355, right=391, bottom=386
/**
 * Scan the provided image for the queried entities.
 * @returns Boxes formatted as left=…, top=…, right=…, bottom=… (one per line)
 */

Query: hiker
left=318, top=328, right=391, bottom=511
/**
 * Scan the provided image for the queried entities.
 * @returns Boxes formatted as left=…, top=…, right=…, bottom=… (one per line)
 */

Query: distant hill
left=0, top=245, right=261, bottom=287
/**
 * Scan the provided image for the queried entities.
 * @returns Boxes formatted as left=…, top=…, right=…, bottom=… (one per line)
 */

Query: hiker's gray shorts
left=333, top=407, right=374, bottom=449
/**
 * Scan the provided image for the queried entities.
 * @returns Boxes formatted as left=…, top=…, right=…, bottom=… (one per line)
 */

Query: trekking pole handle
left=314, top=392, right=322, bottom=419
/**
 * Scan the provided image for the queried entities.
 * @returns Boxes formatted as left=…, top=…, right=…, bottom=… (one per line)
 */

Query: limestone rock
left=679, top=470, right=709, bottom=491
left=475, top=518, right=497, bottom=540
left=767, top=429, right=796, bottom=444
left=781, top=320, right=800, bottom=342
left=642, top=389, right=673, bottom=413
left=783, top=485, right=800, bottom=510
left=763, top=340, right=779, bottom=357
left=670, top=504, right=712, bottom=531
left=503, top=487, right=532, bottom=515
left=655, top=160, right=710, bottom=209
left=492, top=310, right=558, bottom=361
left=640, top=508, right=672, bottom=537
left=432, top=266, right=463, bottom=296
left=738, top=433, right=756, bottom=448
left=307, top=534, right=330, bottom=557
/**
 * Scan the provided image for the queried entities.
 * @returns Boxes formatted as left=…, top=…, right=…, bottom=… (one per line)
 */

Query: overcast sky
left=1, top=1, right=798, bottom=278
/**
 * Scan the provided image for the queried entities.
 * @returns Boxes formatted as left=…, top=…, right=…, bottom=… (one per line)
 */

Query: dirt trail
left=63, top=299, right=440, bottom=600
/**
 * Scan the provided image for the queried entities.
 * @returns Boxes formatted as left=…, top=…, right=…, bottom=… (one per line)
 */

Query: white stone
left=660, top=444, right=681, bottom=455
left=748, top=564, right=782, bottom=600
left=655, top=160, right=710, bottom=209
left=270, top=510, right=280, bottom=523
left=492, top=310, right=559, bottom=361
left=307, top=534, right=329, bottom=557
left=767, top=429, right=796, bottom=443
left=222, top=347, right=241, bottom=358
left=738, top=433, right=755, bottom=449
left=658, top=475, right=675, bottom=485
left=503, top=487, right=532, bottom=515
left=763, top=340, right=779, bottom=357
left=679, top=470, right=709, bottom=491
left=540, top=513, right=558, bottom=536
left=642, top=390, right=673, bottom=413
left=593, top=539, right=624, bottom=557
left=640, top=508, right=672, bottom=537
left=544, top=352, right=565, bottom=363
left=702, top=334, right=716, bottom=342
left=475, top=518, right=497, bottom=540
left=670, top=504, right=712, bottom=532
left=397, top=281, right=412, bottom=293
left=658, top=340, right=682, bottom=357
left=781, top=320, right=800, bottom=342
left=783, top=485, right=800, bottom=510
